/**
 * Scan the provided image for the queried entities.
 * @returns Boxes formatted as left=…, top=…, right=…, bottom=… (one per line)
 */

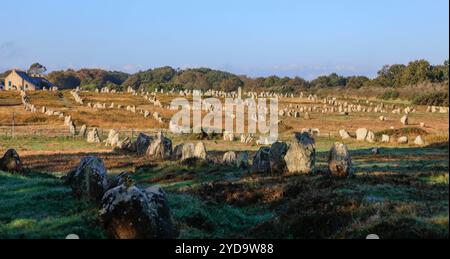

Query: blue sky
left=1, top=0, right=448, bottom=79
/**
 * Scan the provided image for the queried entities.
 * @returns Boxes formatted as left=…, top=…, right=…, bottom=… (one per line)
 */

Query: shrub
left=378, top=90, right=400, bottom=100
left=412, top=92, right=449, bottom=106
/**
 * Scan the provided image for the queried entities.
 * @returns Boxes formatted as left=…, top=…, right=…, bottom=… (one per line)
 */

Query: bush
left=412, top=92, right=449, bottom=106
left=378, top=90, right=400, bottom=100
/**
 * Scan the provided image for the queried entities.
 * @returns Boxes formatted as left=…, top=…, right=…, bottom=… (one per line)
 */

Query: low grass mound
left=376, top=127, right=429, bottom=139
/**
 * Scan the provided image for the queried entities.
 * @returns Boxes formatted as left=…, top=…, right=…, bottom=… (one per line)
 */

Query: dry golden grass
left=0, top=90, right=448, bottom=142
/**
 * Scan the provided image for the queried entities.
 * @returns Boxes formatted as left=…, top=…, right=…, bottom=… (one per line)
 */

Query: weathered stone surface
left=284, top=132, right=316, bottom=174
left=269, top=142, right=288, bottom=174
left=79, top=125, right=87, bottom=137
left=87, top=128, right=101, bottom=143
left=223, top=132, right=235, bottom=142
left=0, top=149, right=23, bottom=174
left=366, top=131, right=375, bottom=143
left=181, top=143, right=196, bottom=161
left=252, top=147, right=271, bottom=174
left=69, top=122, right=77, bottom=136
left=107, top=172, right=134, bottom=190
left=194, top=142, right=207, bottom=160
left=64, top=156, right=108, bottom=201
left=135, top=133, right=154, bottom=156
left=222, top=151, right=237, bottom=165
left=236, top=152, right=249, bottom=169
left=146, top=132, right=173, bottom=160
left=356, top=128, right=368, bottom=141
left=339, top=129, right=351, bottom=140
left=381, top=134, right=390, bottom=143
left=401, top=115, right=409, bottom=126
left=116, top=137, right=133, bottom=151
left=99, top=185, right=177, bottom=239
left=398, top=136, right=409, bottom=144
left=105, top=129, right=120, bottom=147
left=414, top=135, right=425, bottom=146
left=172, top=144, right=184, bottom=160
left=328, top=143, right=352, bottom=178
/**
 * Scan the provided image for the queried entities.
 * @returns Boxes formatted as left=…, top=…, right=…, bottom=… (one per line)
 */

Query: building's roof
left=14, top=70, right=39, bottom=85
left=8, top=69, right=54, bottom=88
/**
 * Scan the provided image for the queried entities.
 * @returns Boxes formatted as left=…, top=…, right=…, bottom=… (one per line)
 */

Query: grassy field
left=0, top=143, right=447, bottom=239
left=0, top=90, right=448, bottom=239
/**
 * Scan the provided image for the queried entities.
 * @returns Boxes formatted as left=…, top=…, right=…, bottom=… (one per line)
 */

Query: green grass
left=0, top=172, right=106, bottom=239
left=0, top=135, right=105, bottom=152
left=0, top=142, right=448, bottom=239
left=168, top=193, right=272, bottom=239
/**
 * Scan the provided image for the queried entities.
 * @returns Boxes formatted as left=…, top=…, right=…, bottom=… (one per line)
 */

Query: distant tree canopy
left=28, top=63, right=47, bottom=75
left=47, top=69, right=129, bottom=90
left=3, top=59, right=447, bottom=92
left=369, top=59, right=449, bottom=88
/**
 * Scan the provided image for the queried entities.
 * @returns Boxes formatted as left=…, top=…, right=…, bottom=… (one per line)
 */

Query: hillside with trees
left=2, top=59, right=448, bottom=105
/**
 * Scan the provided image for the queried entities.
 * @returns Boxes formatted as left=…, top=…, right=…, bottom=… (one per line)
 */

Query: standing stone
left=304, top=112, right=311, bottom=120
left=401, top=115, right=409, bottom=126
left=381, top=134, right=390, bottom=143
left=146, top=132, right=173, bottom=160
left=222, top=151, right=237, bottom=165
left=64, top=156, right=108, bottom=201
left=284, top=132, right=316, bottom=174
left=236, top=152, right=249, bottom=169
left=69, top=121, right=77, bottom=136
left=356, top=128, right=368, bottom=141
left=99, top=185, right=177, bottom=239
left=0, top=149, right=23, bottom=174
left=252, top=147, right=271, bottom=174
left=79, top=125, right=87, bottom=137
left=328, top=143, right=352, bottom=178
left=64, top=116, right=72, bottom=126
left=366, top=131, right=375, bottom=143
left=339, top=129, right=352, bottom=140
left=194, top=142, right=207, bottom=160
left=105, top=129, right=120, bottom=148
left=223, top=132, right=235, bottom=142
left=372, top=148, right=380, bottom=155
left=135, top=133, right=154, bottom=156
left=414, top=136, right=425, bottom=146
left=398, top=136, right=409, bottom=144
left=181, top=143, right=196, bottom=161
left=269, top=142, right=289, bottom=174
left=87, top=128, right=101, bottom=143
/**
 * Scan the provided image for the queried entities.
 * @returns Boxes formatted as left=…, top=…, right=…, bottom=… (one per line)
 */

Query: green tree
left=28, top=63, right=47, bottom=75
left=400, top=60, right=432, bottom=86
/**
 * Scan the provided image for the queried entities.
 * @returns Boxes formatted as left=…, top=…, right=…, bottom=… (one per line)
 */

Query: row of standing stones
left=0, top=130, right=353, bottom=239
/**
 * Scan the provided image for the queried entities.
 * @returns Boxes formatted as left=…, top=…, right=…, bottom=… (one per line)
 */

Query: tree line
left=1, top=59, right=448, bottom=92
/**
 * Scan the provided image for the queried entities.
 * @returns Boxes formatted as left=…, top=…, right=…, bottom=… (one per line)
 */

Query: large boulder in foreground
left=99, top=185, right=177, bottom=239
left=146, top=132, right=173, bottom=160
left=64, top=156, right=108, bottom=202
left=328, top=143, right=352, bottom=178
left=0, top=149, right=23, bottom=174
left=252, top=147, right=271, bottom=174
left=284, top=132, right=316, bottom=174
